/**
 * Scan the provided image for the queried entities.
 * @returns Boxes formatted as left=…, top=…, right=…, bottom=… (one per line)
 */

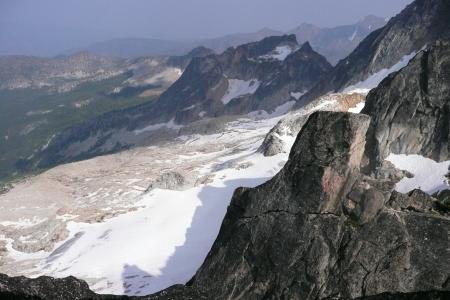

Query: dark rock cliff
left=180, top=112, right=450, bottom=299
left=362, top=40, right=450, bottom=171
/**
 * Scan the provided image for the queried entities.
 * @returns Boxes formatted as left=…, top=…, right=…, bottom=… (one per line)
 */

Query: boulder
left=146, top=171, right=187, bottom=192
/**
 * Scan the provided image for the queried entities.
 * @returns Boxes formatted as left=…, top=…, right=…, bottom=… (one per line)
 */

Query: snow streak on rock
left=343, top=51, right=417, bottom=94
left=221, top=79, right=260, bottom=105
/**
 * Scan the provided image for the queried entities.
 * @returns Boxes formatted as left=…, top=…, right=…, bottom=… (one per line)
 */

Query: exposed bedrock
left=362, top=40, right=450, bottom=172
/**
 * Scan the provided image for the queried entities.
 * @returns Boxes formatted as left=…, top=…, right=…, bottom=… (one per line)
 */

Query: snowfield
left=386, top=154, right=450, bottom=194
left=348, top=101, right=365, bottom=113
left=290, top=91, right=307, bottom=100
left=37, top=152, right=285, bottom=296
left=221, top=78, right=260, bottom=104
left=1, top=105, right=304, bottom=296
left=258, top=45, right=296, bottom=61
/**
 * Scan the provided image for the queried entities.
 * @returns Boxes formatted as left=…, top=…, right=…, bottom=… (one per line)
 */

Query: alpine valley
left=0, top=1, right=450, bottom=300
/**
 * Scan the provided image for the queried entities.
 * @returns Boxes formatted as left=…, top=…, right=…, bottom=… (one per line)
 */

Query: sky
left=0, top=0, right=413, bottom=56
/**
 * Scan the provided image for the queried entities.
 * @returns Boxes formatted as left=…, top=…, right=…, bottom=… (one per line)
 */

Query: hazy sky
left=0, top=0, right=413, bottom=56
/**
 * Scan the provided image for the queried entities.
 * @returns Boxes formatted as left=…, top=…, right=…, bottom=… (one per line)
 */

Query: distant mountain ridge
left=0, top=52, right=127, bottom=92
left=28, top=35, right=332, bottom=172
left=0, top=47, right=214, bottom=92
left=74, top=16, right=386, bottom=65
left=289, top=15, right=387, bottom=64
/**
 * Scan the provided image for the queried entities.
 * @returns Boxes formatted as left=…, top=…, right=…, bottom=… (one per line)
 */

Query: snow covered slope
left=386, top=154, right=450, bottom=194
left=0, top=90, right=360, bottom=296
left=258, top=45, right=297, bottom=61
left=221, top=79, right=260, bottom=105
left=343, top=51, right=417, bottom=94
left=0, top=108, right=304, bottom=296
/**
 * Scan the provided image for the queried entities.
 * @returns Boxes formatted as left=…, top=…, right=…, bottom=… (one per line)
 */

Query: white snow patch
left=259, top=45, right=295, bottom=61
left=349, top=29, right=358, bottom=41
left=0, top=217, right=48, bottom=229
left=111, top=87, right=122, bottom=94
left=348, top=102, right=366, bottom=113
left=386, top=154, right=450, bottom=194
left=143, top=68, right=183, bottom=86
left=134, top=119, right=183, bottom=135
left=182, top=104, right=196, bottom=111
left=26, top=110, right=53, bottom=117
left=343, top=51, right=417, bottom=94
left=290, top=91, right=307, bottom=100
left=41, top=134, right=56, bottom=151
left=221, top=79, right=260, bottom=105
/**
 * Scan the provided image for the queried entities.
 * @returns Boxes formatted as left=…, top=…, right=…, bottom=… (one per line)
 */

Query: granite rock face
left=257, top=131, right=286, bottom=156
left=362, top=40, right=450, bottom=171
left=172, top=112, right=450, bottom=299
left=189, top=112, right=372, bottom=299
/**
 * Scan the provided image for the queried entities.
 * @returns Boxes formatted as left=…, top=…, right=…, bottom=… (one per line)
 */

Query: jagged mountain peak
left=185, top=46, right=215, bottom=58
left=231, top=34, right=298, bottom=59
left=299, top=41, right=313, bottom=52
left=285, top=42, right=331, bottom=69
left=357, top=15, right=386, bottom=28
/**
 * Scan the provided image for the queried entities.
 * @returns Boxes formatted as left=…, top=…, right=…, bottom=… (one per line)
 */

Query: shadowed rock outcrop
left=362, top=40, right=450, bottom=171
